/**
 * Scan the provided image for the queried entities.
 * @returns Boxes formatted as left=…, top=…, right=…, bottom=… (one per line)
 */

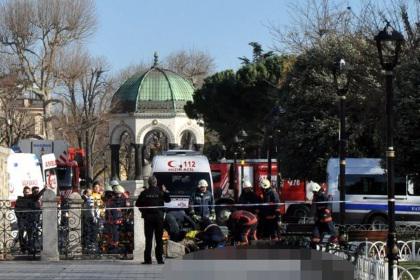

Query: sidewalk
left=0, top=260, right=163, bottom=280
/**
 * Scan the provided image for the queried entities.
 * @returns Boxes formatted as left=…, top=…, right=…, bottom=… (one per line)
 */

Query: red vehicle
left=211, top=159, right=326, bottom=221
left=210, top=159, right=279, bottom=205
left=57, top=147, right=85, bottom=196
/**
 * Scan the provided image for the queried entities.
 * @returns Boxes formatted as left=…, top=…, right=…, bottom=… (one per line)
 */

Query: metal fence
left=0, top=200, right=43, bottom=260
left=57, top=197, right=134, bottom=260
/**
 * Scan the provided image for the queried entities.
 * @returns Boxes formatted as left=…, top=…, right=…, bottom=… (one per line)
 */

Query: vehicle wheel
left=292, top=206, right=311, bottom=223
left=369, top=215, right=388, bottom=230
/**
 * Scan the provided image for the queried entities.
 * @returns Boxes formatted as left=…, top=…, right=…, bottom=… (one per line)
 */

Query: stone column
left=67, top=192, right=83, bottom=257
left=110, top=144, right=120, bottom=180
left=134, top=144, right=143, bottom=180
left=41, top=190, right=59, bottom=261
left=132, top=185, right=145, bottom=262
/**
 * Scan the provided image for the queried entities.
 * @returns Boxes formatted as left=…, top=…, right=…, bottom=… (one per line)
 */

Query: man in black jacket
left=136, top=176, right=171, bottom=264
left=238, top=180, right=261, bottom=214
left=258, top=179, right=281, bottom=240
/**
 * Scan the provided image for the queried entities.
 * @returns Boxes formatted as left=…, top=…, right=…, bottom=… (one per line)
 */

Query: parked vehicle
left=152, top=150, right=214, bottom=209
left=6, top=151, right=57, bottom=202
left=327, top=158, right=420, bottom=227
left=211, top=159, right=278, bottom=201
left=211, top=159, right=326, bottom=222
left=17, top=139, right=85, bottom=198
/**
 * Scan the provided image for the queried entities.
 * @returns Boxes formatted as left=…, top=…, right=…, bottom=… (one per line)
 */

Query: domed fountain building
left=108, top=53, right=204, bottom=187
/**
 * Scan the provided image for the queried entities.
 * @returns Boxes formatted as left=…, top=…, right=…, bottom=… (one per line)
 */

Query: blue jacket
left=189, top=191, right=214, bottom=218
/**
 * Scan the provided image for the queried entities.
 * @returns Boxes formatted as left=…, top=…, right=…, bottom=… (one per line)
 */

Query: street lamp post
left=333, top=58, right=350, bottom=227
left=232, top=130, right=247, bottom=201
left=375, top=22, right=404, bottom=280
left=267, top=135, right=273, bottom=181
left=265, top=106, right=286, bottom=182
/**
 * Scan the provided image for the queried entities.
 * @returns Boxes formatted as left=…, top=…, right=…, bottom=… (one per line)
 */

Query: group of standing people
left=134, top=176, right=284, bottom=264
left=14, top=174, right=337, bottom=263
left=224, top=178, right=282, bottom=246
left=81, top=180, right=131, bottom=254
left=15, top=186, right=46, bottom=254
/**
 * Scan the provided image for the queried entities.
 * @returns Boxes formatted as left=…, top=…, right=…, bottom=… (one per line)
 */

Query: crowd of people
left=134, top=175, right=338, bottom=264
left=80, top=180, right=132, bottom=254
left=13, top=175, right=337, bottom=261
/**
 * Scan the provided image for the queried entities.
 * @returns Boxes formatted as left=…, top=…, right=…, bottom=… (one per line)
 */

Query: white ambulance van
left=7, top=152, right=44, bottom=202
left=151, top=150, right=213, bottom=209
left=6, top=152, right=58, bottom=202
left=328, top=158, right=420, bottom=227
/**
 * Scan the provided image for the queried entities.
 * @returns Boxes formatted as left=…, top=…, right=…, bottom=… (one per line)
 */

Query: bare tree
left=165, top=49, right=215, bottom=88
left=0, top=0, right=97, bottom=139
left=56, top=50, right=113, bottom=185
left=0, top=73, right=35, bottom=147
left=269, top=0, right=419, bottom=53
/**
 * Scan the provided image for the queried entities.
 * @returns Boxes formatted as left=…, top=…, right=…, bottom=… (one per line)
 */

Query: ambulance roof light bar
left=162, top=150, right=203, bottom=156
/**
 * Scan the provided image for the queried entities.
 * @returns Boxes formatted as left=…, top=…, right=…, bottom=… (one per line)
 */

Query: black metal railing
left=0, top=200, right=43, bottom=260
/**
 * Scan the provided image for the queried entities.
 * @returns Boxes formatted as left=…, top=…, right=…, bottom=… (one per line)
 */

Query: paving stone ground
left=0, top=261, right=163, bottom=280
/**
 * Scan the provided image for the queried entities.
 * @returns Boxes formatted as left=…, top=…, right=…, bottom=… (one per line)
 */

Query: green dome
left=111, top=64, right=194, bottom=114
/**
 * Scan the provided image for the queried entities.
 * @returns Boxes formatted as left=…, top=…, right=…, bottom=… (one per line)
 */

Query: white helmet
left=110, top=179, right=119, bottom=187
left=104, top=184, right=113, bottom=192
left=260, top=179, right=271, bottom=189
left=243, top=180, right=252, bottom=189
left=309, top=181, right=321, bottom=192
left=113, top=185, right=125, bottom=194
left=219, top=210, right=231, bottom=223
left=198, top=179, right=208, bottom=188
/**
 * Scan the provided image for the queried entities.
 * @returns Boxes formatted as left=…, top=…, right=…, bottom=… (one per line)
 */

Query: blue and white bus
left=327, top=158, right=420, bottom=227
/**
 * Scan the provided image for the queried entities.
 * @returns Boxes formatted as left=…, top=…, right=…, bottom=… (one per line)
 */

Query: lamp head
left=374, top=23, right=404, bottom=71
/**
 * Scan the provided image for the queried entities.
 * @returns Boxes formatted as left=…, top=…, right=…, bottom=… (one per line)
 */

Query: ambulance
left=5, top=150, right=58, bottom=202
left=151, top=150, right=213, bottom=209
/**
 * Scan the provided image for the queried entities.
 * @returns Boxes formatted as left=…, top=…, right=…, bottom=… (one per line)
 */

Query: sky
left=87, top=0, right=294, bottom=74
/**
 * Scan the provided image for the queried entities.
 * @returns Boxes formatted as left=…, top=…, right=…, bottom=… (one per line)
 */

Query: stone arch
left=179, top=130, right=197, bottom=150
left=176, top=124, right=203, bottom=144
left=136, top=123, right=175, bottom=144
left=110, top=122, right=136, bottom=145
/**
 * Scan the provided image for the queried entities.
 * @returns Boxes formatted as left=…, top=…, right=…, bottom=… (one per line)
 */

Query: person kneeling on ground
left=227, top=210, right=258, bottom=246
left=164, top=209, right=196, bottom=242
left=195, top=217, right=226, bottom=249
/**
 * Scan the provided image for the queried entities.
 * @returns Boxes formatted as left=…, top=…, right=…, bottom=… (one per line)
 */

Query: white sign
left=41, top=153, right=57, bottom=170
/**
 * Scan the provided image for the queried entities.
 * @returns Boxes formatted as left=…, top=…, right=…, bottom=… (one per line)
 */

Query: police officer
left=135, top=176, right=171, bottom=264
left=189, top=179, right=215, bottom=222
left=310, top=181, right=337, bottom=247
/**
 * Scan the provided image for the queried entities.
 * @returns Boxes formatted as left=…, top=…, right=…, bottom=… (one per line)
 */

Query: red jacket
left=229, top=210, right=258, bottom=226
